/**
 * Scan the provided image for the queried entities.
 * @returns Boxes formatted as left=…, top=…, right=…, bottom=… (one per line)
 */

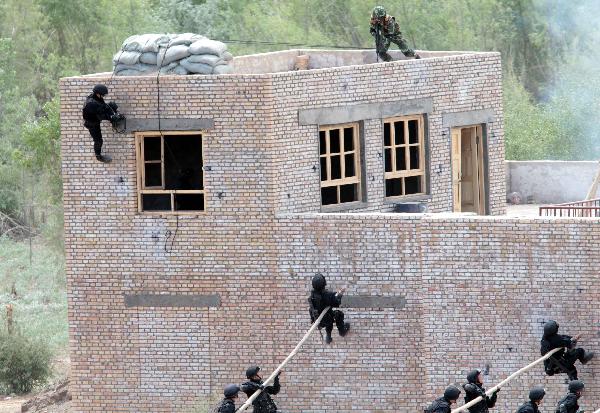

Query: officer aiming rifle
left=369, top=5, right=420, bottom=62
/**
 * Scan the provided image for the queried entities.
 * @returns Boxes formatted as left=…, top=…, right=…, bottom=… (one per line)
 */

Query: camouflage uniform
left=370, top=6, right=416, bottom=61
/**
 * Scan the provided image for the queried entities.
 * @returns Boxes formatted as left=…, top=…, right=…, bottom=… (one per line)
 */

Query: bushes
left=0, top=332, right=51, bottom=394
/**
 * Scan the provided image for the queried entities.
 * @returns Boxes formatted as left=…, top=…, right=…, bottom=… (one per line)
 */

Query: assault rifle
left=374, top=22, right=383, bottom=62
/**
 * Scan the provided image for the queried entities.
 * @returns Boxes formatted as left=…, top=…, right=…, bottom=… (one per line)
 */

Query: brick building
left=60, top=49, right=599, bottom=412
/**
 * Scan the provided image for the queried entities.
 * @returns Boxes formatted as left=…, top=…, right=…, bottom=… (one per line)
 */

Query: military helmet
left=444, top=385, right=461, bottom=401
left=466, top=369, right=481, bottom=384
left=223, top=384, right=240, bottom=398
left=372, top=6, right=386, bottom=19
left=543, top=320, right=559, bottom=337
left=312, top=273, right=326, bottom=291
left=93, top=84, right=109, bottom=96
left=529, top=386, right=545, bottom=401
left=568, top=380, right=585, bottom=392
left=246, top=365, right=260, bottom=379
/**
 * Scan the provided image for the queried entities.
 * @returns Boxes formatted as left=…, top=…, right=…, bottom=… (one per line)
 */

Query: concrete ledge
left=341, top=295, right=406, bottom=309
left=299, top=98, right=433, bottom=126
left=124, top=118, right=214, bottom=132
left=442, top=109, right=496, bottom=128
left=441, top=109, right=495, bottom=128
left=124, top=294, right=221, bottom=308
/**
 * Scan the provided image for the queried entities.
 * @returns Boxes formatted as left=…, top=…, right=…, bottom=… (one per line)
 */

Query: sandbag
left=170, top=65, right=189, bottom=75
left=213, top=64, right=233, bottom=75
left=182, top=54, right=222, bottom=66
left=113, top=51, right=141, bottom=66
left=122, top=34, right=170, bottom=53
left=180, top=60, right=213, bottom=74
left=222, top=51, right=233, bottom=61
left=159, top=62, right=179, bottom=73
left=189, top=39, right=227, bottom=56
left=116, top=69, right=144, bottom=76
left=139, top=52, right=158, bottom=65
left=114, top=63, right=156, bottom=73
left=157, top=44, right=191, bottom=66
left=169, top=32, right=205, bottom=46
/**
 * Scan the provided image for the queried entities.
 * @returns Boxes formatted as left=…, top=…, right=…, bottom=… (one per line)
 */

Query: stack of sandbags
left=113, top=33, right=234, bottom=76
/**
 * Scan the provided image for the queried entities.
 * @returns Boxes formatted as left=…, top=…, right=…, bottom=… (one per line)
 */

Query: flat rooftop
left=82, top=49, right=490, bottom=77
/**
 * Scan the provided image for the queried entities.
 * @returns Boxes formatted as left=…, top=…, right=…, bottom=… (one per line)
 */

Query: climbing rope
left=451, top=346, right=565, bottom=413
left=235, top=306, right=331, bottom=413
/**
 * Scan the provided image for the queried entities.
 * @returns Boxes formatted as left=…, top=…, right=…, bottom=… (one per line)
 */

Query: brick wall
left=58, top=52, right=599, bottom=413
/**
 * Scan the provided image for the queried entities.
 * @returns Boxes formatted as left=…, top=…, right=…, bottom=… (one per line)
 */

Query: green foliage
left=0, top=237, right=68, bottom=352
left=0, top=332, right=52, bottom=394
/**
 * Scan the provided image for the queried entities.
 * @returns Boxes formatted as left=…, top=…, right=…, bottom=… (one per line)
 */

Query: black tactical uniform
left=216, top=399, right=235, bottom=413
left=463, top=370, right=498, bottom=413
left=541, top=320, right=593, bottom=380
left=82, top=84, right=116, bottom=162
left=516, top=386, right=545, bottom=413
left=309, top=273, right=350, bottom=344
left=216, top=384, right=240, bottom=413
left=241, top=366, right=281, bottom=413
left=424, top=385, right=461, bottom=413
left=556, top=380, right=584, bottom=413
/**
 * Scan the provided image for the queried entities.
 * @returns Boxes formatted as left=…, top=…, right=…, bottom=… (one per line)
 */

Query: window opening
left=137, top=132, right=205, bottom=212
left=319, top=123, right=361, bottom=206
left=383, top=115, right=426, bottom=198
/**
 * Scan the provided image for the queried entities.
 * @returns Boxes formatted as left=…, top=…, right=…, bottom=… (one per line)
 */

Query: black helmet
left=529, top=386, right=545, bottom=401
left=543, top=320, right=559, bottom=337
left=223, top=383, right=240, bottom=398
left=466, top=369, right=481, bottom=384
left=568, top=380, right=585, bottom=392
left=312, top=273, right=326, bottom=291
left=93, top=84, right=109, bottom=96
left=246, top=365, right=260, bottom=379
left=444, top=385, right=461, bottom=401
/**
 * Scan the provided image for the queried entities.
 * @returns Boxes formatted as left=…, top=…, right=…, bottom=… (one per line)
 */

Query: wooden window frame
left=383, top=115, right=427, bottom=198
left=135, top=131, right=206, bottom=215
left=319, top=122, right=363, bottom=208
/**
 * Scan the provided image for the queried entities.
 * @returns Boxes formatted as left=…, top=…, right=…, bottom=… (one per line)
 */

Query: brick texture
left=60, top=52, right=598, bottom=412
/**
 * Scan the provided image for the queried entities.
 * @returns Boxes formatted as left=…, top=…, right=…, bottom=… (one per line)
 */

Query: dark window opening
left=384, top=123, right=391, bottom=147
left=139, top=133, right=205, bottom=213
left=164, top=135, right=203, bottom=190
left=340, top=184, right=358, bottom=203
left=394, top=121, right=404, bottom=145
left=408, top=120, right=418, bottom=144
left=405, top=176, right=421, bottom=195
left=145, top=163, right=162, bottom=187
left=175, top=194, right=205, bottom=211
left=344, top=128, right=354, bottom=151
left=386, top=178, right=402, bottom=197
left=410, top=146, right=420, bottom=170
left=321, top=187, right=337, bottom=205
left=142, top=194, right=171, bottom=211
left=329, top=129, right=340, bottom=153
left=144, top=137, right=161, bottom=161
left=319, top=124, right=362, bottom=208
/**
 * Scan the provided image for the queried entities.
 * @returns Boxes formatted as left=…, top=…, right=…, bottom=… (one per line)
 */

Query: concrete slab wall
left=507, top=161, right=600, bottom=203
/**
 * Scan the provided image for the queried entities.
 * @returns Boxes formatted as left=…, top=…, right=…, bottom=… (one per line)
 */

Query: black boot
left=582, top=351, right=595, bottom=364
left=325, top=332, right=332, bottom=344
left=339, top=322, right=350, bottom=337
left=96, top=154, right=112, bottom=163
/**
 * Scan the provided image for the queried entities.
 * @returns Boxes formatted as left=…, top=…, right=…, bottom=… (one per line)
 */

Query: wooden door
left=451, top=128, right=462, bottom=212
left=452, top=126, right=486, bottom=214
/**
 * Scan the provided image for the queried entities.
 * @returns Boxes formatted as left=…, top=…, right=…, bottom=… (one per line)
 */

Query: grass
left=0, top=236, right=68, bottom=361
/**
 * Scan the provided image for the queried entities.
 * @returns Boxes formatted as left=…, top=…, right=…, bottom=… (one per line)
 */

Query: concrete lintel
left=124, top=118, right=214, bottom=132
left=298, top=98, right=433, bottom=126
left=341, top=295, right=406, bottom=309
left=124, top=294, right=220, bottom=308
left=441, top=109, right=495, bottom=128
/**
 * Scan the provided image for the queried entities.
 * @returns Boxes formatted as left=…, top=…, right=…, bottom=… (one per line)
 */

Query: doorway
left=451, top=125, right=487, bottom=214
